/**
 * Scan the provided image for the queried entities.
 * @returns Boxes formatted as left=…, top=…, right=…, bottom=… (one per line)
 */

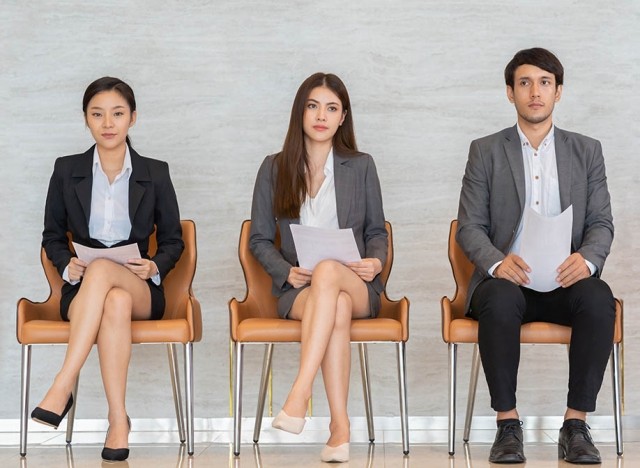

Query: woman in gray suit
left=31, top=77, right=183, bottom=462
left=250, top=72, right=387, bottom=463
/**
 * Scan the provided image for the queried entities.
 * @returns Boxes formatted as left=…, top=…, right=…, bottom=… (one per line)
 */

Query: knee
left=101, top=288, right=133, bottom=327
left=572, top=278, right=615, bottom=323
left=333, top=292, right=352, bottom=332
left=310, top=260, right=343, bottom=289
left=471, top=279, right=525, bottom=325
left=83, top=258, right=118, bottom=283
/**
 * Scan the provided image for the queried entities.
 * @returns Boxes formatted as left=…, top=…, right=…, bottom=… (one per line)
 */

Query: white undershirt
left=299, top=149, right=339, bottom=229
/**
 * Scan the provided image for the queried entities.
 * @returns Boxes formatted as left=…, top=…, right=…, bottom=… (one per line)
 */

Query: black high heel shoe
left=101, top=416, right=131, bottom=462
left=31, top=394, right=74, bottom=429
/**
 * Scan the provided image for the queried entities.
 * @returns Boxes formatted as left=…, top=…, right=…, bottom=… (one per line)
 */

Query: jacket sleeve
left=249, top=156, right=293, bottom=290
left=363, top=154, right=388, bottom=267
left=151, top=161, right=184, bottom=280
left=456, top=139, right=506, bottom=274
left=576, top=139, right=614, bottom=273
left=42, top=158, right=74, bottom=277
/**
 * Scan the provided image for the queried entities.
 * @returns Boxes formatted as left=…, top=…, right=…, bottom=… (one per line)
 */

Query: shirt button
left=535, top=175, right=539, bottom=180
left=535, top=201, right=540, bottom=205
left=534, top=152, right=538, bottom=157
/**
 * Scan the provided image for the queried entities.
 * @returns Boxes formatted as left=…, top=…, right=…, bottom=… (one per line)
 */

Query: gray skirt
left=277, top=282, right=381, bottom=319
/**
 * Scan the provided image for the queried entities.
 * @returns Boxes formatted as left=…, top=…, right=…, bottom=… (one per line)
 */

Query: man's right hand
left=494, top=254, right=531, bottom=286
left=287, top=266, right=312, bottom=288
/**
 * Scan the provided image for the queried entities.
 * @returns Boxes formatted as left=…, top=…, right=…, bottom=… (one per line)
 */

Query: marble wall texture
left=1, top=1, right=638, bottom=421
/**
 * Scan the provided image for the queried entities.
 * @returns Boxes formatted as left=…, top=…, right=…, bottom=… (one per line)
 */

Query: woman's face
left=85, top=90, right=136, bottom=151
left=302, top=86, right=346, bottom=146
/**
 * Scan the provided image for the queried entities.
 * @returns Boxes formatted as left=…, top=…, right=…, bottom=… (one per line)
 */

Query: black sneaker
left=558, top=419, right=601, bottom=464
left=488, top=419, right=526, bottom=464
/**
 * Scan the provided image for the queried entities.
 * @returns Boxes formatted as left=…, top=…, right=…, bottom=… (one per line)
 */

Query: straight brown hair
left=273, top=73, right=357, bottom=219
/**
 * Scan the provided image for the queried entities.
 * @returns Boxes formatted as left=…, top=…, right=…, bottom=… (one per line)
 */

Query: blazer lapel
left=72, top=147, right=95, bottom=226
left=503, top=125, right=526, bottom=211
left=333, top=152, right=355, bottom=228
left=554, top=127, right=572, bottom=210
left=129, top=148, right=150, bottom=223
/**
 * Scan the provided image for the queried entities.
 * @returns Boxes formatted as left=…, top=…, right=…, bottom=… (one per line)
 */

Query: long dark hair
left=82, top=77, right=136, bottom=146
left=274, top=73, right=357, bottom=218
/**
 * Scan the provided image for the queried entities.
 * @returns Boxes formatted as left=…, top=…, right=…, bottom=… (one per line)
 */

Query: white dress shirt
left=299, top=149, right=340, bottom=229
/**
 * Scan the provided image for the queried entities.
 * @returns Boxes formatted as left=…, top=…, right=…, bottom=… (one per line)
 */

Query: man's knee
left=471, top=279, right=525, bottom=324
left=571, top=277, right=615, bottom=324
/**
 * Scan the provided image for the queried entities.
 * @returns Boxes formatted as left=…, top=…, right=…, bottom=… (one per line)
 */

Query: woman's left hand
left=346, top=258, right=382, bottom=282
left=125, top=258, right=159, bottom=280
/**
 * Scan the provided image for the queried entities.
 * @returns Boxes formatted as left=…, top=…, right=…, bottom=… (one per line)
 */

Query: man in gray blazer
left=457, top=48, right=614, bottom=464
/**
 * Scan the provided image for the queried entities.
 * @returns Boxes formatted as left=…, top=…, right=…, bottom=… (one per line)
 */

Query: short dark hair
left=504, top=48, right=564, bottom=88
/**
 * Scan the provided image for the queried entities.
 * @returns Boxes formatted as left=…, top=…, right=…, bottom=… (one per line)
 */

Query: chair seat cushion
left=235, top=317, right=404, bottom=343
left=20, top=319, right=191, bottom=345
left=449, top=318, right=573, bottom=344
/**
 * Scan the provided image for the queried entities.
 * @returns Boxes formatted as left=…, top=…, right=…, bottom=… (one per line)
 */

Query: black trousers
left=469, top=277, right=615, bottom=412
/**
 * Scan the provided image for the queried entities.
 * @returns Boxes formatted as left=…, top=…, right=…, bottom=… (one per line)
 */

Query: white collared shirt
left=88, top=145, right=133, bottom=246
left=300, top=149, right=339, bottom=229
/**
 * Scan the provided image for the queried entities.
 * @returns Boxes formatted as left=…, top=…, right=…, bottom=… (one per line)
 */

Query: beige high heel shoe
left=320, top=442, right=349, bottom=462
left=271, top=410, right=306, bottom=434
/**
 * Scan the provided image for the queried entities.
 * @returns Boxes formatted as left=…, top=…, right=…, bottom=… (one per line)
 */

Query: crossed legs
left=285, top=260, right=370, bottom=448
left=35, top=259, right=152, bottom=449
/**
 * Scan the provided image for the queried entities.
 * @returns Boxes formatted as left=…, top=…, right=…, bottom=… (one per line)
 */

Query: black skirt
left=60, top=279, right=165, bottom=322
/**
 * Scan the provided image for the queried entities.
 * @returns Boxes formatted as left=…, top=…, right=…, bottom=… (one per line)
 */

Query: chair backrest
left=446, top=219, right=475, bottom=320
left=37, top=220, right=196, bottom=321
left=236, top=220, right=394, bottom=319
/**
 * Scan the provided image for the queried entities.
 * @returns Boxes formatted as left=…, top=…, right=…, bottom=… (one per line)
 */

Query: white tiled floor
left=1, top=417, right=636, bottom=467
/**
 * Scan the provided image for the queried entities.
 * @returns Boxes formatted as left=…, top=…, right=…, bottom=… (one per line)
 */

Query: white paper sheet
left=72, top=242, right=141, bottom=266
left=518, top=205, right=573, bottom=292
left=289, top=224, right=361, bottom=270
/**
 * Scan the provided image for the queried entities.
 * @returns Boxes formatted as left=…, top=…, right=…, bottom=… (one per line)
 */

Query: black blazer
left=42, top=145, right=184, bottom=286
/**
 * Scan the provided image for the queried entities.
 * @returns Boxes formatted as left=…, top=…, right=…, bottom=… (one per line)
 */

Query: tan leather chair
left=441, top=219, right=623, bottom=455
left=17, top=220, right=201, bottom=456
left=229, top=220, right=410, bottom=456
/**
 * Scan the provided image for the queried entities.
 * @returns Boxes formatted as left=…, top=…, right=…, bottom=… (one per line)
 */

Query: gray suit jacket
left=249, top=151, right=388, bottom=299
left=456, top=125, right=614, bottom=313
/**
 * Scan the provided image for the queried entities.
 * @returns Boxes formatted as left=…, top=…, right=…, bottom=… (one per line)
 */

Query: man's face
left=507, top=64, right=562, bottom=126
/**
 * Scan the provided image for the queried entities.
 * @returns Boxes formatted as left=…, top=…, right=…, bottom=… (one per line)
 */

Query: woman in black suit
left=249, top=73, right=387, bottom=463
left=31, top=77, right=183, bottom=462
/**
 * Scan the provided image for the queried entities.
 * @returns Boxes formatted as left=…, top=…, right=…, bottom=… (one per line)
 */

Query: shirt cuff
left=150, top=261, right=161, bottom=285
left=488, top=261, right=501, bottom=277
left=62, top=265, right=80, bottom=286
left=585, top=259, right=597, bottom=276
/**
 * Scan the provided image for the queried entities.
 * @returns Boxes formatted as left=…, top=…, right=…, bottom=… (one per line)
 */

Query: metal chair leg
left=463, top=344, right=480, bottom=442
left=448, top=343, right=457, bottom=456
left=233, top=342, right=244, bottom=456
left=397, top=341, right=409, bottom=455
left=612, top=343, right=623, bottom=455
left=359, top=343, right=375, bottom=443
left=65, top=376, right=80, bottom=444
left=184, top=342, right=195, bottom=456
left=168, top=344, right=186, bottom=443
left=20, top=344, right=31, bottom=457
left=253, top=344, right=274, bottom=443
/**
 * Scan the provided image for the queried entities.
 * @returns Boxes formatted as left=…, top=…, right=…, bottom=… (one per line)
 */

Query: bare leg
left=35, top=259, right=151, bottom=419
left=286, top=260, right=370, bottom=445
left=564, top=408, right=587, bottom=421
left=497, top=409, right=520, bottom=421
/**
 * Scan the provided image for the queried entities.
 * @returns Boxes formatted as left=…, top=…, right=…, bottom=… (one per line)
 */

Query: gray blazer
left=249, top=151, right=388, bottom=301
left=456, top=125, right=614, bottom=313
